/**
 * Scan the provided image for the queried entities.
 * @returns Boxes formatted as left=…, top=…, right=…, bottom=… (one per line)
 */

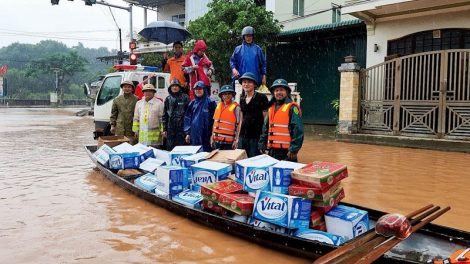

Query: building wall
left=366, top=9, right=470, bottom=67
left=156, top=4, right=185, bottom=23
left=270, top=0, right=355, bottom=31
left=185, top=0, right=211, bottom=24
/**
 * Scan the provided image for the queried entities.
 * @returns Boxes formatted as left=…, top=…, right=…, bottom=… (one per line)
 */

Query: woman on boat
left=132, top=84, right=164, bottom=147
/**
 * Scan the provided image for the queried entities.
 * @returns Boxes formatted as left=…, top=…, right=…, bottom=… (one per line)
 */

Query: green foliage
left=331, top=98, right=340, bottom=136
left=187, top=0, right=282, bottom=85
left=141, top=52, right=164, bottom=68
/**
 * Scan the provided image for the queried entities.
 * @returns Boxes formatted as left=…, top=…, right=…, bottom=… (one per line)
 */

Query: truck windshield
left=96, top=76, right=121, bottom=106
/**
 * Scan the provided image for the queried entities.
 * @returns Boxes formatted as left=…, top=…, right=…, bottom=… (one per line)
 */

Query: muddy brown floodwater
left=0, top=108, right=469, bottom=264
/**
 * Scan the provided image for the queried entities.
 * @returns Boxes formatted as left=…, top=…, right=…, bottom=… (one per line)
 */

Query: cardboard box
left=218, top=193, right=255, bottom=216
left=202, top=196, right=229, bottom=215
left=172, top=190, right=203, bottom=209
left=311, top=186, right=345, bottom=213
left=93, top=144, right=117, bottom=166
left=132, top=143, right=156, bottom=162
left=235, top=155, right=278, bottom=192
left=252, top=191, right=311, bottom=229
left=139, top=157, right=166, bottom=173
left=309, top=211, right=326, bottom=231
left=200, top=179, right=243, bottom=203
left=112, top=142, right=134, bottom=153
left=325, top=205, right=369, bottom=241
left=268, top=161, right=306, bottom=194
left=191, top=161, right=232, bottom=191
left=204, top=149, right=248, bottom=170
left=293, top=229, right=344, bottom=245
left=249, top=218, right=290, bottom=234
left=97, top=136, right=130, bottom=149
left=155, top=165, right=189, bottom=194
left=170, top=145, right=203, bottom=166
left=288, top=182, right=342, bottom=201
left=134, top=173, right=158, bottom=192
left=154, top=149, right=171, bottom=165
left=109, top=152, right=140, bottom=169
left=291, top=161, right=348, bottom=190
left=181, top=152, right=210, bottom=174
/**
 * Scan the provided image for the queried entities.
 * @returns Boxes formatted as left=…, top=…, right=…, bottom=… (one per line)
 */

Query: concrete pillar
left=338, top=56, right=361, bottom=134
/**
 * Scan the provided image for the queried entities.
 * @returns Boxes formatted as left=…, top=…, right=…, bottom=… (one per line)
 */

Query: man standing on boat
left=162, top=41, right=190, bottom=94
left=110, top=80, right=140, bottom=145
left=162, top=79, right=190, bottom=151
left=211, top=85, right=241, bottom=150
left=258, top=79, right=304, bottom=162
left=237, top=72, right=269, bottom=157
left=132, top=84, right=164, bottom=147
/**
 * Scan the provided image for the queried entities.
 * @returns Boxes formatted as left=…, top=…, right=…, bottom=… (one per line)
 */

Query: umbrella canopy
left=138, top=20, right=191, bottom=45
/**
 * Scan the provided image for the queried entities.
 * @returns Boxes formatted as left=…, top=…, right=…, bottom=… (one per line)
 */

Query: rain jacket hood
left=230, top=40, right=267, bottom=86
left=192, top=40, right=207, bottom=53
left=184, top=85, right=217, bottom=152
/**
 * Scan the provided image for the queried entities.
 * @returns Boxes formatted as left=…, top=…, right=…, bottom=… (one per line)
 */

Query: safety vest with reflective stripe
left=213, top=102, right=239, bottom=142
left=267, top=102, right=301, bottom=149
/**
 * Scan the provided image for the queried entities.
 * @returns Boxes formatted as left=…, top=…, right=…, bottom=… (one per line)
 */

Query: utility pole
left=92, top=1, right=134, bottom=42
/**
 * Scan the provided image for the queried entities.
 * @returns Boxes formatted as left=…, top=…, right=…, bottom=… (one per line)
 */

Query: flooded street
left=0, top=108, right=469, bottom=264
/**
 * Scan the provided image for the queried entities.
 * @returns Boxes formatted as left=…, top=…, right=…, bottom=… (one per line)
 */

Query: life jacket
left=432, top=248, right=470, bottom=264
left=267, top=102, right=301, bottom=149
left=213, top=102, right=239, bottom=142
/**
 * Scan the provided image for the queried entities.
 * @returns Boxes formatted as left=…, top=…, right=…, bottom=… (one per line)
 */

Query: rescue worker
left=258, top=79, right=304, bottom=162
left=238, top=72, right=269, bottom=157
left=184, top=81, right=217, bottom=152
left=110, top=80, right=139, bottom=145
left=211, top=85, right=241, bottom=150
left=181, top=40, right=214, bottom=100
left=229, top=26, right=267, bottom=89
left=162, top=79, right=190, bottom=151
left=162, top=41, right=190, bottom=94
left=132, top=84, right=164, bottom=147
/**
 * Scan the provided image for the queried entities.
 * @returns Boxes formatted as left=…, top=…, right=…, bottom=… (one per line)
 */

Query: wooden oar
left=323, top=205, right=441, bottom=264
left=351, top=206, right=451, bottom=264
left=312, top=204, right=434, bottom=264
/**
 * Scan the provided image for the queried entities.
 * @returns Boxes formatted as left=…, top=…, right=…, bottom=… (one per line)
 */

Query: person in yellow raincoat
left=132, top=84, right=164, bottom=147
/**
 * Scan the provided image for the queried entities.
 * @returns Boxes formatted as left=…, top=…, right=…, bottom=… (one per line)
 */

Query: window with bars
left=388, top=29, right=470, bottom=57
left=332, top=3, right=341, bottom=23
left=293, top=0, right=304, bottom=16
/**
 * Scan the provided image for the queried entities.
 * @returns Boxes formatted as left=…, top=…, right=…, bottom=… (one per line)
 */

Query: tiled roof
left=278, top=19, right=364, bottom=36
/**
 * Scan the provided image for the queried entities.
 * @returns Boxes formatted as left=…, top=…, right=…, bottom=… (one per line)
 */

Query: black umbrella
left=138, top=20, right=191, bottom=45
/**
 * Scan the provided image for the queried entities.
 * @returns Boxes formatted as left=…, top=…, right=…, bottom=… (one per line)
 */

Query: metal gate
left=359, top=50, right=470, bottom=140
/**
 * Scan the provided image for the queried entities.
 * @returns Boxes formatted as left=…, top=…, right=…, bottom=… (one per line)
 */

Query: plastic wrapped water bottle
left=275, top=169, right=281, bottom=185
left=293, top=202, right=299, bottom=218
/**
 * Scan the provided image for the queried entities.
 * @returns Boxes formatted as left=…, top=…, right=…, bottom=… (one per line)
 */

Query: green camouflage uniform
left=110, top=93, right=139, bottom=143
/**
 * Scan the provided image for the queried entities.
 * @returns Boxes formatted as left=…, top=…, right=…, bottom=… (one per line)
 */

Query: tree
left=186, top=0, right=282, bottom=85
left=25, top=51, right=88, bottom=104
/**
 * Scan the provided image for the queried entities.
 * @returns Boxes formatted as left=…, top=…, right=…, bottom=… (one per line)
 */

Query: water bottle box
left=191, top=161, right=232, bottom=190
left=252, top=191, right=311, bottom=229
left=311, top=186, right=345, bottom=213
left=226, top=213, right=249, bottom=223
left=181, top=152, right=210, bottom=174
left=218, top=193, right=255, bottom=216
left=288, top=182, right=342, bottom=201
left=109, top=152, right=141, bottom=169
left=268, top=161, right=306, bottom=194
left=293, top=229, right=344, bottom=245
left=93, top=144, right=116, bottom=166
left=132, top=143, right=156, bottom=162
left=172, top=189, right=203, bottom=209
left=202, top=196, right=229, bottom=216
left=134, top=173, right=158, bottom=192
left=155, top=189, right=172, bottom=199
left=325, top=205, right=369, bottom=241
left=234, top=155, right=278, bottom=192
left=139, top=157, right=166, bottom=173
left=200, top=179, right=243, bottom=203
left=249, top=218, right=290, bottom=235
left=154, top=149, right=171, bottom=165
left=155, top=165, right=189, bottom=194
left=169, top=145, right=203, bottom=166
left=112, top=142, right=133, bottom=153
left=171, top=145, right=203, bottom=154
left=291, top=161, right=348, bottom=190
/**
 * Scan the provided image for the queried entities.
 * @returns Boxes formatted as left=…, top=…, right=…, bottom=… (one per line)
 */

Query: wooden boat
left=85, top=145, right=470, bottom=263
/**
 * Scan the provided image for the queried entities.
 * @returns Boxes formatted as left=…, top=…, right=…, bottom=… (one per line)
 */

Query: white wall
left=366, top=9, right=470, bottom=67
left=156, top=4, right=185, bottom=22
left=185, top=0, right=211, bottom=24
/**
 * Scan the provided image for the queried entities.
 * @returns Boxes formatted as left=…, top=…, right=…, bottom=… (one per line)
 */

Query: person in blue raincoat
left=229, top=26, right=267, bottom=89
left=184, top=81, right=217, bottom=152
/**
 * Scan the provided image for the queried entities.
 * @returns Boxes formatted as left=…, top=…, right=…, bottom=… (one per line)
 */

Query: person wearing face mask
left=258, top=79, right=304, bottom=162
left=162, top=79, right=190, bottom=151
left=184, top=81, right=217, bottom=152
left=162, top=41, right=190, bottom=94
left=181, top=40, right=215, bottom=100
left=132, top=84, right=164, bottom=147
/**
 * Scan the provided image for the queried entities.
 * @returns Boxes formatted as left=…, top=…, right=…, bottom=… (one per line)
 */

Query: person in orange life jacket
left=181, top=40, right=214, bottom=100
left=184, top=81, right=217, bottom=152
left=211, top=85, right=241, bottom=150
left=237, top=72, right=269, bottom=158
left=162, top=41, right=190, bottom=94
left=258, top=79, right=304, bottom=162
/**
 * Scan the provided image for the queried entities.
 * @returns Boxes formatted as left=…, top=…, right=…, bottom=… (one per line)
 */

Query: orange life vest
left=213, top=102, right=239, bottom=142
left=267, top=102, right=301, bottom=149
left=433, top=248, right=470, bottom=264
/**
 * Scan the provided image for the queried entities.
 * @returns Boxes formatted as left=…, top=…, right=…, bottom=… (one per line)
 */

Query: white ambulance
left=93, top=65, right=171, bottom=139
